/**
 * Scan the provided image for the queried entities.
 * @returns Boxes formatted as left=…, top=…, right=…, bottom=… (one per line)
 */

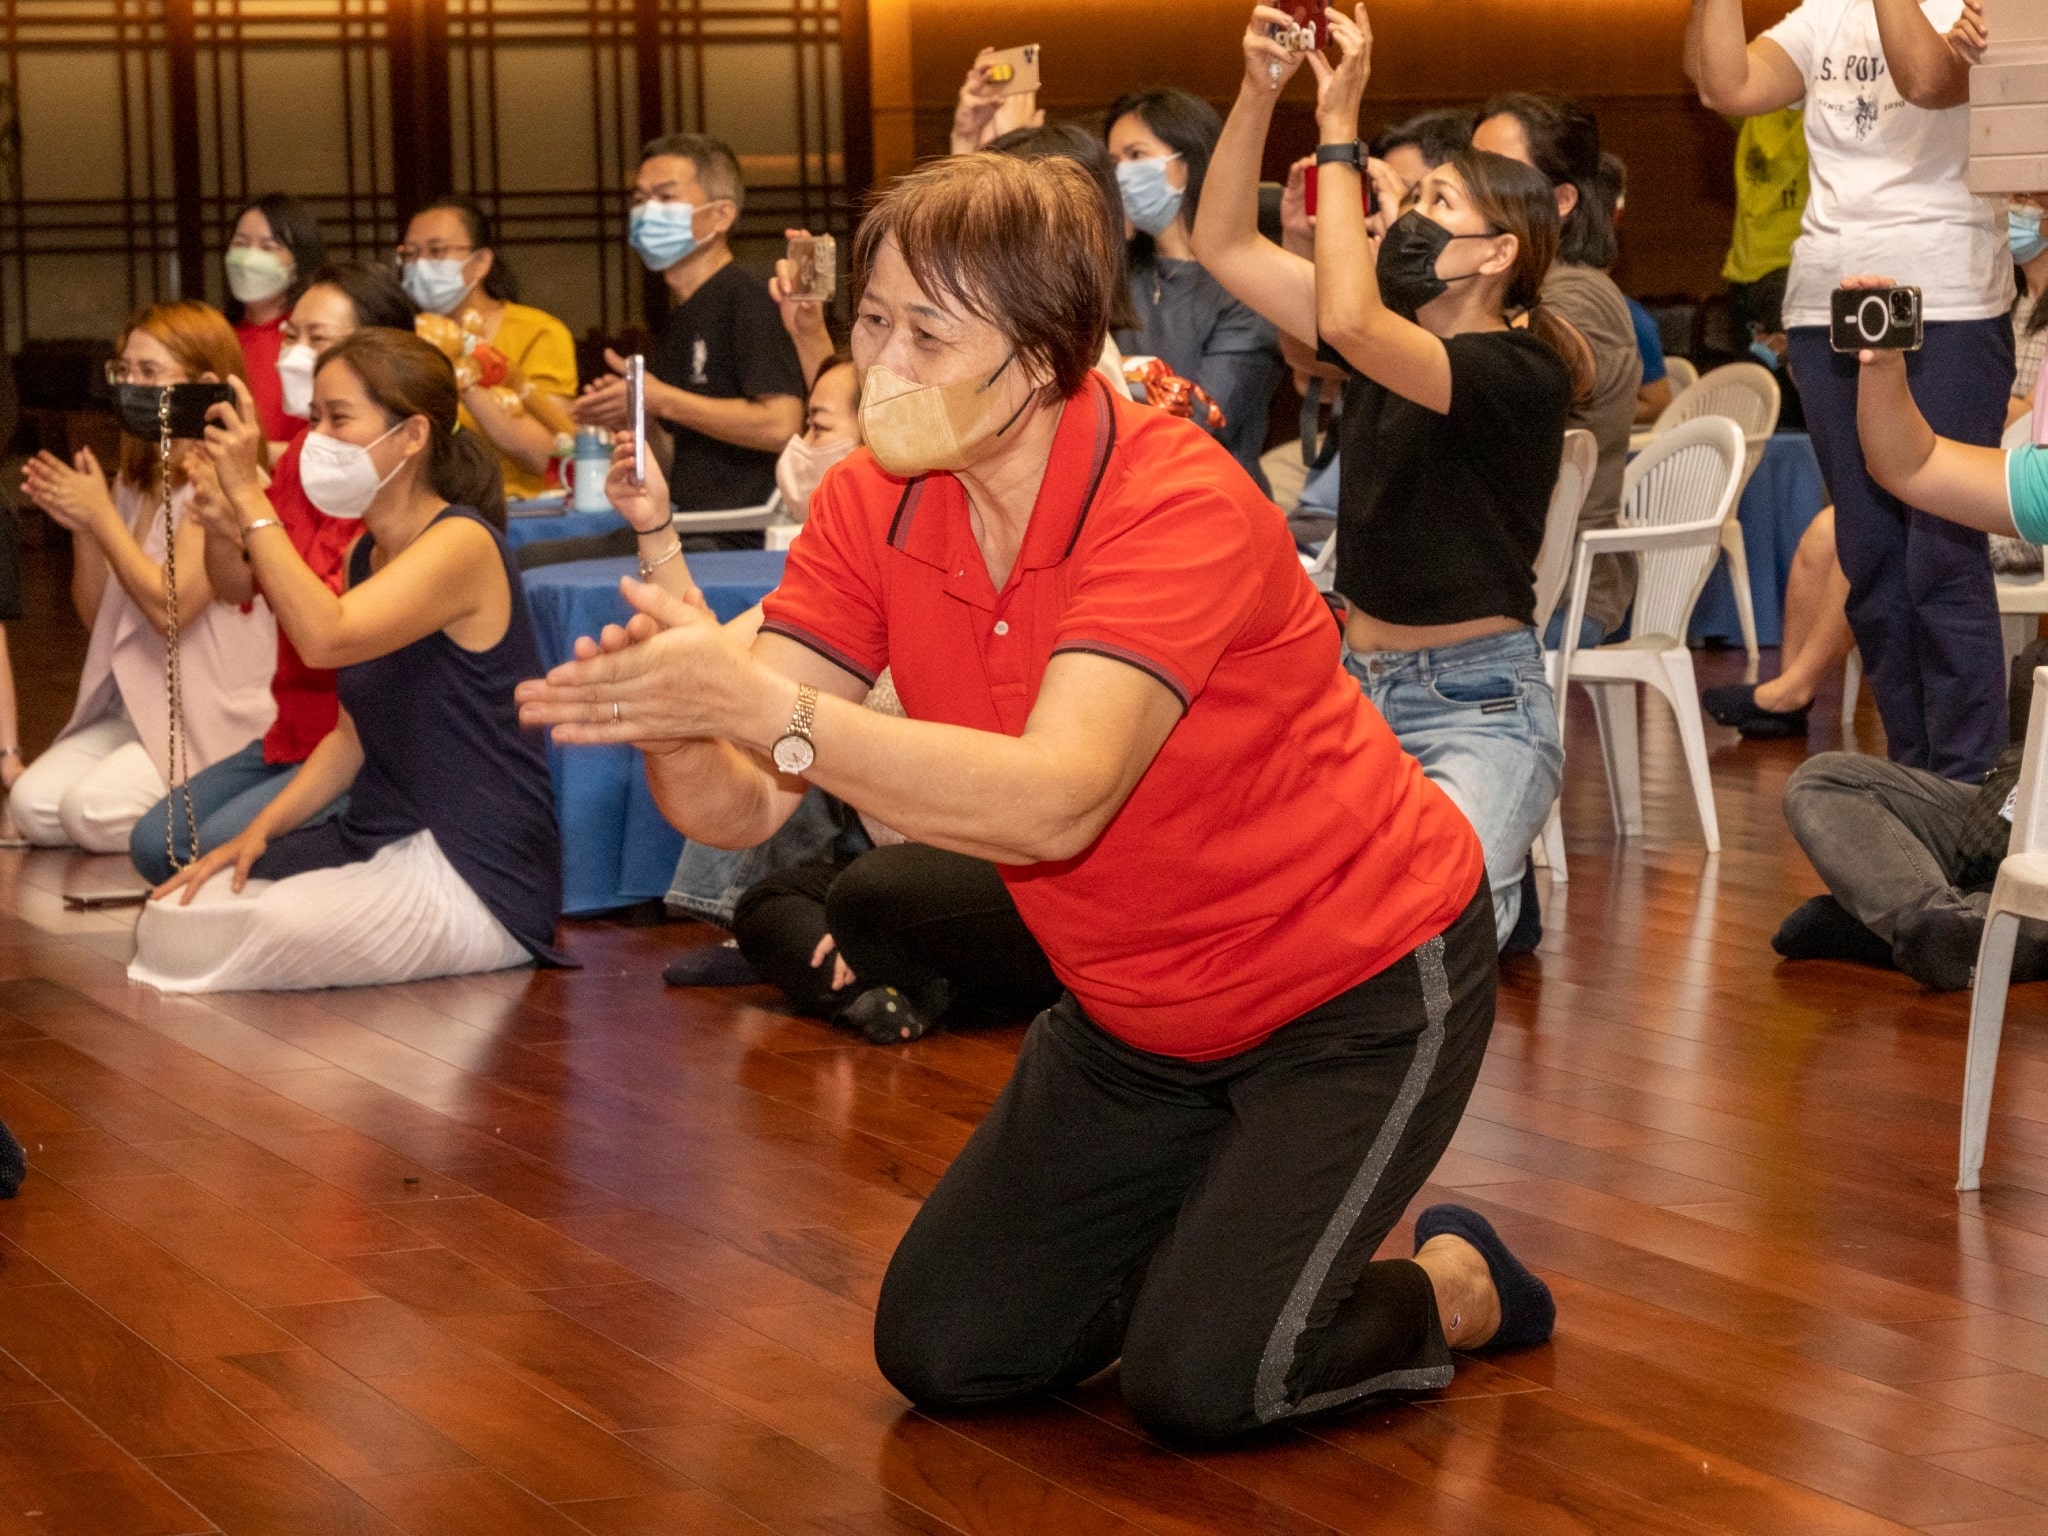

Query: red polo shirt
left=760, top=375, right=1481, bottom=1061
left=259, top=433, right=358, bottom=765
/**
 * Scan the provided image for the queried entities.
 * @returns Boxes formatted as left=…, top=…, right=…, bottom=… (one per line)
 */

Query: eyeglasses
left=395, top=243, right=473, bottom=264
left=104, top=359, right=181, bottom=386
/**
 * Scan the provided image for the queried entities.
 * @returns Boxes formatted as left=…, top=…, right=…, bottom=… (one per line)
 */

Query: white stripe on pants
left=10, top=716, right=166, bottom=853
left=128, top=829, right=531, bottom=993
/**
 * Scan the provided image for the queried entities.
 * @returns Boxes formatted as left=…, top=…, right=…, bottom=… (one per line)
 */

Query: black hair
left=409, top=194, right=520, bottom=304
left=1594, top=151, right=1626, bottom=228
left=1479, top=91, right=1615, bottom=270
left=1103, top=88, right=1223, bottom=265
left=300, top=260, right=417, bottom=332
left=986, top=120, right=1139, bottom=331
left=1368, top=107, right=1477, bottom=171
left=225, top=192, right=326, bottom=323
left=639, top=132, right=746, bottom=214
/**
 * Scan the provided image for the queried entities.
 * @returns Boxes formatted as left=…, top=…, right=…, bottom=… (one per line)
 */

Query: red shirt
left=259, top=434, right=358, bottom=764
left=761, top=376, right=1482, bottom=1061
left=236, top=315, right=294, bottom=444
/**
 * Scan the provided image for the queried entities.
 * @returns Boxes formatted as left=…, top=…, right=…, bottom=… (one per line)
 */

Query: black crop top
left=1323, top=328, right=1571, bottom=628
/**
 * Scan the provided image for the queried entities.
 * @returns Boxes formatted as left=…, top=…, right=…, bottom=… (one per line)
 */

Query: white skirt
left=128, top=829, right=531, bottom=994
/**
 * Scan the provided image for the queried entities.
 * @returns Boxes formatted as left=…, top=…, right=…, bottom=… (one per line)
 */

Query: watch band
left=1315, top=140, right=1363, bottom=170
left=787, top=683, right=819, bottom=745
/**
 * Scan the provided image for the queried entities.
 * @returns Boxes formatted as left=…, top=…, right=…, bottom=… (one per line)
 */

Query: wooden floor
left=3, top=518, right=2047, bottom=1533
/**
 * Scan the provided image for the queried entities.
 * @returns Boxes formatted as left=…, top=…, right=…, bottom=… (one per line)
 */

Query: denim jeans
left=665, top=785, right=867, bottom=927
left=129, top=738, right=350, bottom=888
left=1345, top=628, right=1562, bottom=947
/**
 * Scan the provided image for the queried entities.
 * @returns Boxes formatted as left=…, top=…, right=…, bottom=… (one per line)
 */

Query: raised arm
left=21, top=446, right=216, bottom=634
left=1873, top=0, right=1974, bottom=109
left=1857, top=346, right=2015, bottom=534
left=1685, top=0, right=1805, bottom=117
left=1191, top=7, right=1320, bottom=347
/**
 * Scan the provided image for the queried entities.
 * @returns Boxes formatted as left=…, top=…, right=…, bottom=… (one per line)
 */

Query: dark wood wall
left=892, top=0, right=1802, bottom=300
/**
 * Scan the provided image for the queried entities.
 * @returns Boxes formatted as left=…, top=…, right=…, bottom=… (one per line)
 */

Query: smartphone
left=62, top=890, right=150, bottom=910
left=115, top=382, right=235, bottom=440
left=1303, top=163, right=1378, bottom=220
left=624, top=355, right=646, bottom=487
left=786, top=234, right=837, bottom=304
left=1830, top=284, right=1924, bottom=353
left=1269, top=0, right=1330, bottom=51
left=982, top=44, right=1041, bottom=97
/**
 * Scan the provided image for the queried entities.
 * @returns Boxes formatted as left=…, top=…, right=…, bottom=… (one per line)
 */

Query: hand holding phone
left=980, top=44, right=1041, bottom=97
left=785, top=235, right=837, bottom=305
left=1268, top=0, right=1331, bottom=52
left=1830, top=284, right=1924, bottom=354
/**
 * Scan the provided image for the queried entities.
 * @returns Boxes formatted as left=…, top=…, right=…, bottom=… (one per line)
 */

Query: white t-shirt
left=1763, top=0, right=2013, bottom=327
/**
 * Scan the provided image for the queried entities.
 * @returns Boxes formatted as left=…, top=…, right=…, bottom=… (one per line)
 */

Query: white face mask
left=276, top=343, right=318, bottom=420
left=774, top=432, right=858, bottom=521
left=226, top=247, right=292, bottom=305
left=299, top=422, right=407, bottom=520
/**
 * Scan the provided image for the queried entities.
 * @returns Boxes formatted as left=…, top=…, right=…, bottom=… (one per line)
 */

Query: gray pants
left=1782, top=752, right=2007, bottom=941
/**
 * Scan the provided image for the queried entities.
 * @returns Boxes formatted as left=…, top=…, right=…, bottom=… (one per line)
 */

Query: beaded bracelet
left=639, top=539, right=685, bottom=579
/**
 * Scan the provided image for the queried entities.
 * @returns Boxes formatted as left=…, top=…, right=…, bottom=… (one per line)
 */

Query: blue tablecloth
left=504, top=508, right=626, bottom=552
left=1689, top=431, right=1829, bottom=647
left=523, top=550, right=786, bottom=914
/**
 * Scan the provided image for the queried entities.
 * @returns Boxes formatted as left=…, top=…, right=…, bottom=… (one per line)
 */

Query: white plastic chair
left=1652, top=362, right=1782, bottom=679
left=1302, top=528, right=1337, bottom=593
left=672, top=491, right=792, bottom=539
left=1530, top=429, right=1599, bottom=883
left=1554, top=416, right=1747, bottom=854
left=1664, top=356, right=1700, bottom=395
left=1960, top=664, right=2048, bottom=1192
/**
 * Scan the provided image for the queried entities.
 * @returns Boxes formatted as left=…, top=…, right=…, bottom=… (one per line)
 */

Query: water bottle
left=567, top=427, right=612, bottom=513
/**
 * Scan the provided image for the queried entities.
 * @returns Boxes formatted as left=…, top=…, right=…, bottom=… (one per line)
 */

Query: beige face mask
left=857, top=353, right=1031, bottom=477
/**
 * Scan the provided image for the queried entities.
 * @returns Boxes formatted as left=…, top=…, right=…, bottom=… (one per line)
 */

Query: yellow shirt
left=460, top=302, right=577, bottom=501
left=1723, top=109, right=1810, bottom=286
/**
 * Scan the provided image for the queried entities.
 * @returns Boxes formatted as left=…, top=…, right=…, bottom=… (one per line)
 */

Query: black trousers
left=731, top=842, right=1061, bottom=1021
left=873, top=882, right=1497, bottom=1445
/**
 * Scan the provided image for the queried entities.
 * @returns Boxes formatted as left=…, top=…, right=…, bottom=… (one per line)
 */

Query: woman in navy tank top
left=131, top=329, right=567, bottom=992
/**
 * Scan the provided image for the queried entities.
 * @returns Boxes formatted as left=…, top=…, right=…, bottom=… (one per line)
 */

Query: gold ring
left=611, top=702, right=622, bottom=724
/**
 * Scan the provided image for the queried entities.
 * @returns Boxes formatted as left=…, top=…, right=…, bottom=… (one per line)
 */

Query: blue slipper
left=1413, top=1203, right=1554, bottom=1352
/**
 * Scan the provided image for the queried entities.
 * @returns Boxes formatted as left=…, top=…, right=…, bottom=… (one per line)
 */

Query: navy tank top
left=254, top=505, right=569, bottom=966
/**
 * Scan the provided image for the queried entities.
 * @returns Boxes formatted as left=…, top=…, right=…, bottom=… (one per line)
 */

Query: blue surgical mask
left=401, top=258, right=471, bottom=317
left=1116, top=156, right=1185, bottom=239
left=2011, top=205, right=2047, bottom=266
left=1749, top=339, right=1782, bottom=372
left=630, top=202, right=698, bottom=272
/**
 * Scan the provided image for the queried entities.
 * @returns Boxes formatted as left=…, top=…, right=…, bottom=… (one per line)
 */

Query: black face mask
left=114, top=384, right=171, bottom=441
left=1375, top=211, right=1495, bottom=319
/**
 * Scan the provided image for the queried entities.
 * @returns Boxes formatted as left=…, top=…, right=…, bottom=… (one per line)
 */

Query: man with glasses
left=542, top=132, right=804, bottom=562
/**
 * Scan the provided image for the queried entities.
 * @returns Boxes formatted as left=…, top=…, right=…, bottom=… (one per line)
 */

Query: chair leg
left=1654, top=649, right=1721, bottom=853
left=1587, top=682, right=1641, bottom=837
left=1541, top=800, right=1568, bottom=883
left=1960, top=908, right=2020, bottom=1193
left=1841, top=648, right=1860, bottom=746
left=1721, top=521, right=1760, bottom=682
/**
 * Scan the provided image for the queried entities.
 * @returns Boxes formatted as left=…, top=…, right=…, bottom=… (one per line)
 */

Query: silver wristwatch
left=771, top=683, right=819, bottom=775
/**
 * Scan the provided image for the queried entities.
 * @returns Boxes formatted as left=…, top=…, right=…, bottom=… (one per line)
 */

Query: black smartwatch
left=1315, top=141, right=1363, bottom=171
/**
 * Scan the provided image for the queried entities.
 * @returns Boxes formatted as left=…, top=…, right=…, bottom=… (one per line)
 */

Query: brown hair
left=115, top=300, right=248, bottom=489
left=1450, top=148, right=1597, bottom=404
left=853, top=152, right=1118, bottom=402
left=315, top=329, right=508, bottom=529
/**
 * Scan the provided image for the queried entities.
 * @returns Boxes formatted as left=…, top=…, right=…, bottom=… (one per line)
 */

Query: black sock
left=1502, top=863, right=1542, bottom=955
left=0, top=1116, right=23, bottom=1199
left=1773, top=895, right=1894, bottom=968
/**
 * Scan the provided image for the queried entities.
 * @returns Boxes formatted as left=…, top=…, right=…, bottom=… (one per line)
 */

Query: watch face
left=772, top=734, right=816, bottom=776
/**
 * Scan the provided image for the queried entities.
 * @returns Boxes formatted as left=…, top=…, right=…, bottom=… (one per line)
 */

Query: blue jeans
left=1346, top=628, right=1563, bottom=947
left=128, top=738, right=349, bottom=887
left=1789, top=318, right=2014, bottom=781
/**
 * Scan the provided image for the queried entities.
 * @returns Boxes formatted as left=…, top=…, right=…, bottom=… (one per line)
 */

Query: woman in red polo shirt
left=128, top=262, right=418, bottom=885
left=516, top=153, right=1554, bottom=1445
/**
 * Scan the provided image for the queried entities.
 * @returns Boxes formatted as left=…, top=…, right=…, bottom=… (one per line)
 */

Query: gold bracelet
left=241, top=518, right=285, bottom=551
left=638, top=539, right=684, bottom=578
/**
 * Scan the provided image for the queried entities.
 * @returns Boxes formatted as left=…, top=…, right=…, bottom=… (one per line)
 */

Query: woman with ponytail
left=1195, top=3, right=1591, bottom=953
left=130, top=328, right=565, bottom=992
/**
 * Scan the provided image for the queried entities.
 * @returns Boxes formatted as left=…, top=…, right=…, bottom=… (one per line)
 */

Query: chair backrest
left=1654, top=359, right=1781, bottom=489
left=1619, top=414, right=1748, bottom=645
left=1664, top=356, right=1700, bottom=394
left=1532, top=429, right=1599, bottom=632
left=2011, top=667, right=2048, bottom=856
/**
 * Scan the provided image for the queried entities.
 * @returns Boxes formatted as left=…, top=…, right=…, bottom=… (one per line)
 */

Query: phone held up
left=623, top=355, right=646, bottom=487
left=981, top=44, right=1041, bottom=98
left=1830, top=285, right=1924, bottom=354
left=1303, top=162, right=1379, bottom=221
left=786, top=234, right=837, bottom=305
left=116, top=382, right=236, bottom=441
left=1268, top=0, right=1331, bottom=52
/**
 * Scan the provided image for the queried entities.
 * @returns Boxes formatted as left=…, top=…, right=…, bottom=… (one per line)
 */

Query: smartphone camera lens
left=1889, top=289, right=1916, bottom=328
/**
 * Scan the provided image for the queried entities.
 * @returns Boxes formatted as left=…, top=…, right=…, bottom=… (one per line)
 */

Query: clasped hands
left=514, top=578, right=784, bottom=753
